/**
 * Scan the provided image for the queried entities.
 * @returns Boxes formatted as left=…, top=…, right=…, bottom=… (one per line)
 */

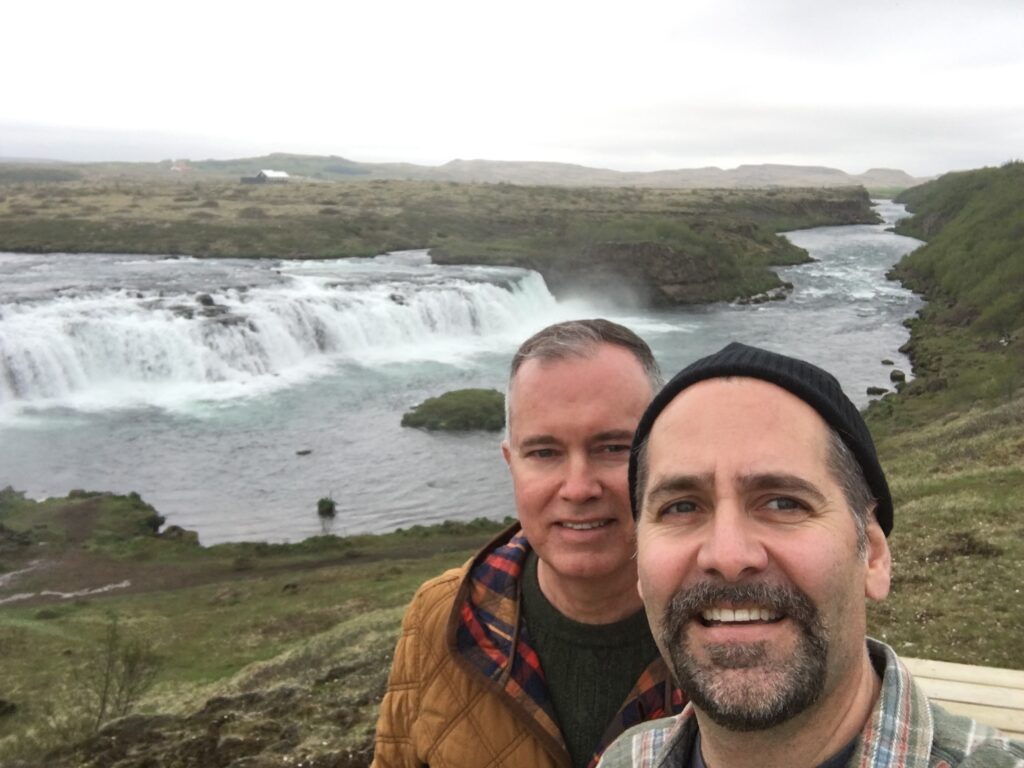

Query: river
left=0, top=200, right=923, bottom=543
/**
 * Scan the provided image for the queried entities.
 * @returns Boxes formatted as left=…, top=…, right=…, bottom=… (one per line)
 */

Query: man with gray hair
left=373, top=319, right=685, bottom=768
left=598, top=342, right=1024, bottom=768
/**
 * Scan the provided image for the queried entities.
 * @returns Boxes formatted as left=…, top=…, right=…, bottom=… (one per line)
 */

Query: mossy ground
left=401, top=388, right=505, bottom=432
left=0, top=176, right=873, bottom=305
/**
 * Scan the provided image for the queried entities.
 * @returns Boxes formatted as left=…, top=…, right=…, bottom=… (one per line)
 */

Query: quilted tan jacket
left=371, top=527, right=683, bottom=768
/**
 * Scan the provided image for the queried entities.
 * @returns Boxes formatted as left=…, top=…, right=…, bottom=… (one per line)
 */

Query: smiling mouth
left=558, top=520, right=611, bottom=531
left=699, top=607, right=784, bottom=626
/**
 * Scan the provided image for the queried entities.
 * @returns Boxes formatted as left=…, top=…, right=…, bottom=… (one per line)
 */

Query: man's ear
left=864, top=510, right=891, bottom=602
left=501, top=439, right=512, bottom=468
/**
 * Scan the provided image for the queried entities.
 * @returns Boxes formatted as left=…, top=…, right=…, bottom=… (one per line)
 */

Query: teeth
left=701, top=607, right=780, bottom=623
left=561, top=520, right=607, bottom=531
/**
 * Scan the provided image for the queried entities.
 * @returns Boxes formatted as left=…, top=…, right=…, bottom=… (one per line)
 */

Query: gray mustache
left=664, top=581, right=819, bottom=631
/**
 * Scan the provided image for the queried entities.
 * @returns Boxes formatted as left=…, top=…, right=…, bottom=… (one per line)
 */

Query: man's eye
left=597, top=444, right=631, bottom=455
left=765, top=497, right=805, bottom=512
left=660, top=500, right=699, bottom=517
left=526, top=448, right=557, bottom=459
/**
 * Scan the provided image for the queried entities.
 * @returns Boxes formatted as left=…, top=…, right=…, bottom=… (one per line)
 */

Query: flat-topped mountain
left=189, top=155, right=931, bottom=189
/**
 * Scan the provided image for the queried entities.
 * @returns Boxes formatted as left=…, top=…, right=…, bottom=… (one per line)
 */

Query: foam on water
left=0, top=253, right=572, bottom=417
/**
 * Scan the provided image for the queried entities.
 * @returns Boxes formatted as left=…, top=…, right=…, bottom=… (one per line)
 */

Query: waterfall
left=0, top=253, right=559, bottom=406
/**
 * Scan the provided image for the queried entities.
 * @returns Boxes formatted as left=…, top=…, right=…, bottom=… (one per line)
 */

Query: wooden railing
left=903, top=657, right=1024, bottom=740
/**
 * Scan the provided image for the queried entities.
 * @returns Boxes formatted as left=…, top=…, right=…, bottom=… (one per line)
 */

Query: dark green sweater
left=521, top=551, right=661, bottom=768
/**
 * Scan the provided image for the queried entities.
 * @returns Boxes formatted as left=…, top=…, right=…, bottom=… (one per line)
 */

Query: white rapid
left=0, top=252, right=559, bottom=411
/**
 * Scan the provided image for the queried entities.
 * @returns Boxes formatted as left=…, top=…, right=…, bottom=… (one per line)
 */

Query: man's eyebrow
left=591, top=430, right=636, bottom=443
left=738, top=473, right=828, bottom=504
left=643, top=472, right=829, bottom=505
left=518, top=430, right=635, bottom=450
left=518, top=435, right=560, bottom=450
left=644, top=473, right=715, bottom=503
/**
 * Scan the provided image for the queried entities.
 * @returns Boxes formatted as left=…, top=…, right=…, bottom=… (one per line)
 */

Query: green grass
left=894, top=161, right=1024, bottom=338
left=868, top=396, right=1024, bottom=665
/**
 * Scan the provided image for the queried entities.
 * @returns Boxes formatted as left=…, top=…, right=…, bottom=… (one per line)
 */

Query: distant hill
left=185, top=154, right=932, bottom=190
left=0, top=152, right=930, bottom=191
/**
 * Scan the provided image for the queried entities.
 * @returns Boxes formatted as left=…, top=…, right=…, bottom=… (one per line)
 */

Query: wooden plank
left=900, top=656, right=1024, bottom=739
left=913, top=677, right=1024, bottom=709
left=903, top=657, right=1024, bottom=689
left=928, top=700, right=1024, bottom=740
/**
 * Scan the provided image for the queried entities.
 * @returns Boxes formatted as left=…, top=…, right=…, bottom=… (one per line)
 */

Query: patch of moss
left=401, top=388, right=505, bottom=432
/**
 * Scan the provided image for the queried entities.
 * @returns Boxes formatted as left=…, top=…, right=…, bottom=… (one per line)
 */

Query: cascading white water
left=0, top=253, right=559, bottom=407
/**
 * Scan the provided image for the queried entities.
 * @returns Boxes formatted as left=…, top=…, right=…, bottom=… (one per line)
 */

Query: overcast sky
left=3, top=0, right=1022, bottom=176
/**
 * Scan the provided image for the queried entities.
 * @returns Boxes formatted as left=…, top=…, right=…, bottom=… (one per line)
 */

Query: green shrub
left=317, top=496, right=337, bottom=518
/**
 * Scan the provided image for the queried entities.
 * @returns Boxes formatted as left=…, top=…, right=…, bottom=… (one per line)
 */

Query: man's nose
left=695, top=503, right=768, bottom=581
left=559, top=454, right=602, bottom=503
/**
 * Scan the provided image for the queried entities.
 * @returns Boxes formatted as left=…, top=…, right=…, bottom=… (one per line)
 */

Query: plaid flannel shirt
left=455, top=527, right=686, bottom=768
left=596, top=639, right=1024, bottom=768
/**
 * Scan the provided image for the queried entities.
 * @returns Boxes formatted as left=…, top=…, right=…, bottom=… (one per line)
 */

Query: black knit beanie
left=628, top=342, right=893, bottom=536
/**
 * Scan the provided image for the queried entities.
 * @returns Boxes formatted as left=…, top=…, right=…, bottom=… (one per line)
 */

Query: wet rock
left=867, top=386, right=889, bottom=396
left=881, top=358, right=895, bottom=366
left=196, top=293, right=215, bottom=307
left=296, top=449, right=312, bottom=456
left=890, top=369, right=907, bottom=383
left=737, top=283, right=792, bottom=305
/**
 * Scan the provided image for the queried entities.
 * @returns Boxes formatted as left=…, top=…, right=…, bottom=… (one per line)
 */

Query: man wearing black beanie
left=599, top=343, right=1024, bottom=768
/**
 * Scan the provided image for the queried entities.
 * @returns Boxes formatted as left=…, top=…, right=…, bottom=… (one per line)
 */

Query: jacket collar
left=448, top=523, right=685, bottom=768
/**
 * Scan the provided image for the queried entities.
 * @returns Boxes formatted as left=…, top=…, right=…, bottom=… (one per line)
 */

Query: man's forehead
left=511, top=344, right=604, bottom=380
left=506, top=344, right=653, bottom=438
left=646, top=377, right=832, bottom=462
left=509, top=343, right=649, bottom=395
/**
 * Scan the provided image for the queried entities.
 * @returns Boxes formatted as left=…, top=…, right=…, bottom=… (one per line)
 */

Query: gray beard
left=661, top=581, right=829, bottom=731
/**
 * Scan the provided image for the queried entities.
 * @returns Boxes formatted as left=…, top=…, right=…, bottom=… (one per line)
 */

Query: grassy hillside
left=875, top=161, right=1024, bottom=425
left=893, top=161, right=1024, bottom=339
left=0, top=488, right=511, bottom=766
left=864, top=162, right=1024, bottom=668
